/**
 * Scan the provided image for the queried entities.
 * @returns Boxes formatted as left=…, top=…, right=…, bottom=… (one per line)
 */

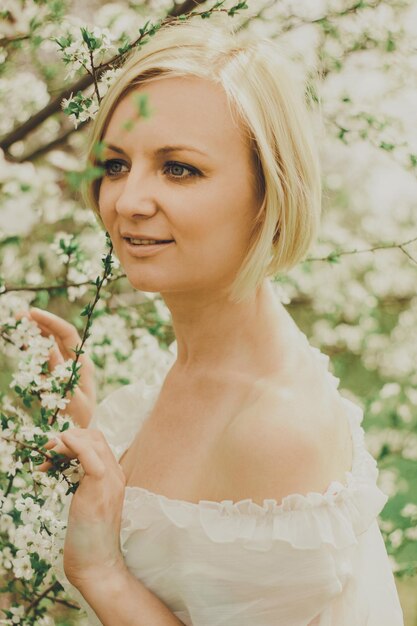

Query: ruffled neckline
left=122, top=392, right=378, bottom=512
left=89, top=332, right=388, bottom=550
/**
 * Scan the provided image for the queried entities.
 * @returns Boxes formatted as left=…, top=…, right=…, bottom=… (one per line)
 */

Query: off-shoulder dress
left=51, top=334, right=404, bottom=626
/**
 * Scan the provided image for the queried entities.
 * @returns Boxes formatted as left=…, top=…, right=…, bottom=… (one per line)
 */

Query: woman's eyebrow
left=105, top=144, right=126, bottom=155
left=104, top=143, right=208, bottom=157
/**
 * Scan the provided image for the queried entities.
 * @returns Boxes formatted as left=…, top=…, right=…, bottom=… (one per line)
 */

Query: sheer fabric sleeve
left=49, top=380, right=162, bottom=626
left=87, top=378, right=162, bottom=453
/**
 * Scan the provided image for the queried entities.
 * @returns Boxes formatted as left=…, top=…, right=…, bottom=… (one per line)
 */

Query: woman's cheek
left=97, top=199, right=114, bottom=231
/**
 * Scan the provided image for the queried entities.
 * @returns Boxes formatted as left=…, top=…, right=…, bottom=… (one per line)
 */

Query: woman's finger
left=48, top=343, right=66, bottom=371
left=59, top=430, right=106, bottom=479
left=16, top=309, right=80, bottom=362
left=44, top=436, right=61, bottom=449
left=36, top=434, right=74, bottom=471
left=19, top=308, right=95, bottom=379
left=29, top=308, right=83, bottom=358
left=36, top=428, right=115, bottom=478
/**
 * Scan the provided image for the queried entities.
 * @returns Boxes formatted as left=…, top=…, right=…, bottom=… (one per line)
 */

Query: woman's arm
left=77, top=565, right=185, bottom=626
left=38, top=429, right=186, bottom=625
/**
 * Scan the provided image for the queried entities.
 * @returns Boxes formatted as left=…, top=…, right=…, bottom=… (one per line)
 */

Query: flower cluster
left=54, top=25, right=116, bottom=80
left=0, top=73, right=50, bottom=137
left=61, top=90, right=99, bottom=128
left=1, top=1, right=417, bottom=623
left=0, top=152, right=62, bottom=239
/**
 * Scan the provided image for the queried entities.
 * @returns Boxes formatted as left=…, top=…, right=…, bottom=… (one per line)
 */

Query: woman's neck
left=161, top=279, right=297, bottom=379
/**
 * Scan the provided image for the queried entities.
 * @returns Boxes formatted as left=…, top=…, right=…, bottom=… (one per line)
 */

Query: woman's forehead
left=104, top=76, right=251, bottom=155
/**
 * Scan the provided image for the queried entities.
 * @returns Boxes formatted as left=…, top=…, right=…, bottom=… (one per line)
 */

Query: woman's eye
left=164, top=162, right=199, bottom=180
left=100, top=159, right=199, bottom=180
left=102, top=159, right=128, bottom=177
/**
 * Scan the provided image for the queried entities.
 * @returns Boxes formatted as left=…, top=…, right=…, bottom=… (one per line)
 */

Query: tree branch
left=305, top=235, right=417, bottom=265
left=49, top=241, right=114, bottom=426
left=0, top=0, right=208, bottom=154
left=1, top=0, right=392, bottom=165
left=25, top=582, right=61, bottom=616
left=0, top=73, right=93, bottom=152
left=18, top=121, right=89, bottom=163
left=43, top=594, right=80, bottom=610
left=1, top=236, right=415, bottom=297
left=0, top=33, right=31, bottom=46
left=0, top=273, right=126, bottom=295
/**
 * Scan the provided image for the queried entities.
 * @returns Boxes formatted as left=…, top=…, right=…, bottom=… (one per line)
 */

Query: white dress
left=51, top=334, right=404, bottom=626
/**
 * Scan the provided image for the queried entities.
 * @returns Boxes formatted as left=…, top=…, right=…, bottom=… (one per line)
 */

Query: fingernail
left=46, top=436, right=61, bottom=447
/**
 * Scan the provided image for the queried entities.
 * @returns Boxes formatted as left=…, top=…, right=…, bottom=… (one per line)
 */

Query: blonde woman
left=33, top=15, right=403, bottom=626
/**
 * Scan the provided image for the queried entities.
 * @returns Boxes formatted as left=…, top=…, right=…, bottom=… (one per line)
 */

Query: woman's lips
left=122, top=239, right=175, bottom=257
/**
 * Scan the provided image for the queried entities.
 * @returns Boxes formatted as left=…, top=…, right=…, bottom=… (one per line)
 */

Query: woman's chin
left=123, top=272, right=164, bottom=294
left=127, top=279, right=160, bottom=293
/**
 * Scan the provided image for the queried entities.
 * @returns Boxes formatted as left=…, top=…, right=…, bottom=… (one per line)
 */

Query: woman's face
left=98, top=75, right=262, bottom=296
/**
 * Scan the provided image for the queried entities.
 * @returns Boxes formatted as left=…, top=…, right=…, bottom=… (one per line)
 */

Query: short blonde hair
left=84, top=14, right=322, bottom=303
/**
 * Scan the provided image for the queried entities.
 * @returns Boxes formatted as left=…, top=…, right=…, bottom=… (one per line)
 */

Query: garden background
left=0, top=0, right=416, bottom=624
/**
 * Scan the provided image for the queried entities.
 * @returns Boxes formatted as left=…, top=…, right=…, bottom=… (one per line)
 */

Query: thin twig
left=43, top=594, right=80, bottom=610
left=88, top=50, right=102, bottom=105
left=4, top=474, right=15, bottom=498
left=0, top=34, right=31, bottom=46
left=0, top=272, right=126, bottom=295
left=1, top=435, right=58, bottom=463
left=398, top=244, right=417, bottom=265
left=49, top=241, right=114, bottom=426
left=0, top=331, right=15, bottom=345
left=280, top=0, right=385, bottom=34
left=18, top=122, right=89, bottom=162
left=25, top=582, right=61, bottom=615
left=2, top=236, right=416, bottom=298
left=305, top=236, right=417, bottom=265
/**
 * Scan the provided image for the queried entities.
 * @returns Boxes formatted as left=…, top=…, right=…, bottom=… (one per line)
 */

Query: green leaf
left=92, top=141, right=107, bottom=161
left=0, top=235, right=20, bottom=246
left=380, top=141, right=395, bottom=152
left=139, top=20, right=151, bottom=36
left=386, top=34, right=396, bottom=52
left=34, top=289, right=50, bottom=309
left=133, top=93, right=151, bottom=119
left=227, top=1, right=248, bottom=16
left=122, top=119, right=134, bottom=131
left=80, top=27, right=92, bottom=48
left=118, top=41, right=131, bottom=55
left=23, top=396, right=33, bottom=408
left=65, top=166, right=105, bottom=191
left=337, top=127, right=349, bottom=143
left=327, top=251, right=341, bottom=264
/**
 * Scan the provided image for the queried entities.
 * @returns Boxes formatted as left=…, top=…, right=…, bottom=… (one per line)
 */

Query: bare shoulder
left=217, top=371, right=353, bottom=505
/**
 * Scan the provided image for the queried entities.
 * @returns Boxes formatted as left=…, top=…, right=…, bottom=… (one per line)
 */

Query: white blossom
left=1, top=1, right=417, bottom=616
left=40, top=393, right=69, bottom=411
left=12, top=550, right=34, bottom=581
left=400, top=503, right=417, bottom=519
left=4, top=604, right=25, bottom=625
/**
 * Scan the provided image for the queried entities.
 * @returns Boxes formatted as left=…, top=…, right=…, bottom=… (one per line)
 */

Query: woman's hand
left=19, top=307, right=96, bottom=429
left=39, top=428, right=128, bottom=589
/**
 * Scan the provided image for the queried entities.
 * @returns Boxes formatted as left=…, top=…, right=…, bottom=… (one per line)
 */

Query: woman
left=34, top=16, right=403, bottom=626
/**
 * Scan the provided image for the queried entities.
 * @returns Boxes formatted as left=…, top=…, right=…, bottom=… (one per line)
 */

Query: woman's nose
left=115, top=169, right=158, bottom=218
